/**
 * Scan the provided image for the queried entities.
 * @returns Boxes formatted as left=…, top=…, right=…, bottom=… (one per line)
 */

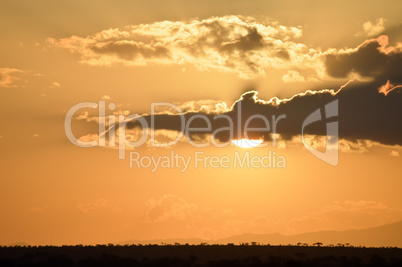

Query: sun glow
left=231, top=139, right=264, bottom=148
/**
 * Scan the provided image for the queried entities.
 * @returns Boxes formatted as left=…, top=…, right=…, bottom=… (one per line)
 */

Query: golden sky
left=0, top=0, right=401, bottom=246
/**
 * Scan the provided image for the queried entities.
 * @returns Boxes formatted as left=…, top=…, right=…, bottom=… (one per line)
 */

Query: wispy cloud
left=282, top=70, right=305, bottom=83
left=0, top=68, right=27, bottom=88
left=360, top=18, right=386, bottom=37
left=77, top=199, right=121, bottom=213
left=288, top=200, right=402, bottom=233
left=146, top=195, right=198, bottom=222
left=50, top=81, right=61, bottom=88
left=378, top=80, right=402, bottom=96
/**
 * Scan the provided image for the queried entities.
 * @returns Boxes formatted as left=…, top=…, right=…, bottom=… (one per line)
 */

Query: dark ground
left=0, top=244, right=401, bottom=266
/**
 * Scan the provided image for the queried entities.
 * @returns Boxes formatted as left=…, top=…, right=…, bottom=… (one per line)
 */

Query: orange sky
left=0, top=0, right=401, bottom=246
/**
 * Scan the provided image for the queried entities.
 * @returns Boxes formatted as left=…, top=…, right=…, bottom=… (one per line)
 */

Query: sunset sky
left=0, top=0, right=401, bottom=246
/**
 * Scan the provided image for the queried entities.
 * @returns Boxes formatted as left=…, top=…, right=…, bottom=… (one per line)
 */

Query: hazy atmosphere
left=0, top=0, right=401, bottom=247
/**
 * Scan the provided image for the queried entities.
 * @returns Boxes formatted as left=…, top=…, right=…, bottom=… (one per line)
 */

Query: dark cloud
left=325, top=36, right=402, bottom=84
left=124, top=79, right=401, bottom=146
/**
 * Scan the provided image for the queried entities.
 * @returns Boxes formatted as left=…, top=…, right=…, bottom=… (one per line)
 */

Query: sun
left=231, top=138, right=263, bottom=148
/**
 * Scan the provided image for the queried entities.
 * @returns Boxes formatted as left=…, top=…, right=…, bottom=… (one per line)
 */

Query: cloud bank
left=48, top=16, right=325, bottom=79
left=124, top=84, right=400, bottom=147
